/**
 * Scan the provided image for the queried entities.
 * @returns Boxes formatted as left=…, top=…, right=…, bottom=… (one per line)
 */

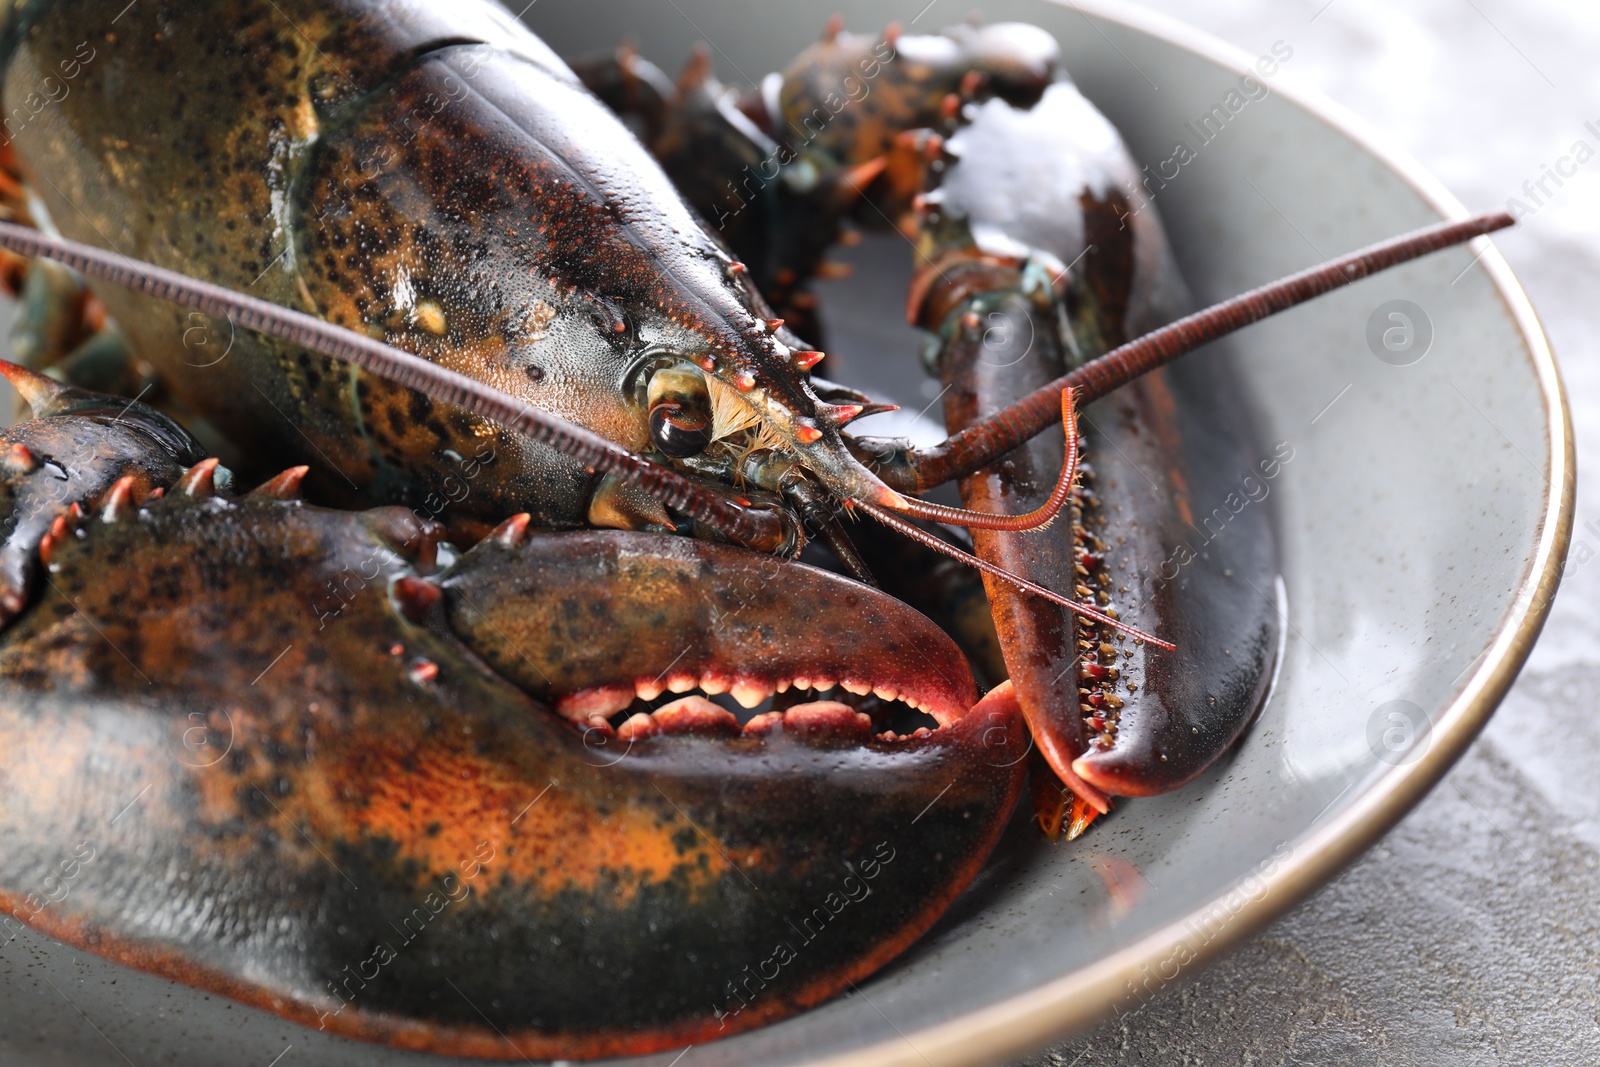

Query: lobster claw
left=941, top=288, right=1276, bottom=812
left=0, top=499, right=1025, bottom=1058
left=920, top=83, right=1278, bottom=817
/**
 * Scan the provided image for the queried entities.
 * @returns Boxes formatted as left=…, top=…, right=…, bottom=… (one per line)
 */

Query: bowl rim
left=798, top=2, right=1576, bottom=1065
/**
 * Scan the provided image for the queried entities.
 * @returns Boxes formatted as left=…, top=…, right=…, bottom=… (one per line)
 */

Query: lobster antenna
left=873, top=210, right=1516, bottom=493
left=859, top=390, right=1174, bottom=647
left=0, top=222, right=1192, bottom=624
left=1069, top=210, right=1516, bottom=403
left=0, top=222, right=781, bottom=544
left=857, top=500, right=1174, bottom=649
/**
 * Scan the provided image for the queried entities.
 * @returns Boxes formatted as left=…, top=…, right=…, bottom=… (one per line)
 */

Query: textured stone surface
left=1026, top=2, right=1600, bottom=1063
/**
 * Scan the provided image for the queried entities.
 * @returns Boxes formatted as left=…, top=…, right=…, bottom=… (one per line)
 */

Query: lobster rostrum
left=0, top=0, right=1511, bottom=1058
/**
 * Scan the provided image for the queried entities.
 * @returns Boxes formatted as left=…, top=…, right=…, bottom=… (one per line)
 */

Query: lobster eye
left=647, top=364, right=714, bottom=458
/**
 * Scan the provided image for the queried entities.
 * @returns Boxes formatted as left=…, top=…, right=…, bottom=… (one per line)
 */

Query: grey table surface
left=1014, top=1, right=1600, bottom=1064
left=0, top=3, right=1592, bottom=1066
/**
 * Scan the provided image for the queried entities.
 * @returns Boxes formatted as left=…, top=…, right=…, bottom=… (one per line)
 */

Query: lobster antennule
left=871, top=388, right=1081, bottom=531
left=0, top=222, right=774, bottom=546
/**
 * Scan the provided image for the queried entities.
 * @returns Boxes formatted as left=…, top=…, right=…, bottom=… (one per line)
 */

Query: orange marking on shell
left=489, top=513, right=532, bottom=548
left=3, top=442, right=38, bottom=474
left=251, top=466, right=309, bottom=500
left=178, top=458, right=220, bottom=499
left=100, top=475, right=138, bottom=522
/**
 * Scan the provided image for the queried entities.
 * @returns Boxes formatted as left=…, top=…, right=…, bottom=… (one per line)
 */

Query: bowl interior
left=0, top=3, right=1563, bottom=1066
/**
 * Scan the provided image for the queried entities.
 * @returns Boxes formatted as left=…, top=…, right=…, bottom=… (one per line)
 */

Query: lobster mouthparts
left=0, top=473, right=1025, bottom=1059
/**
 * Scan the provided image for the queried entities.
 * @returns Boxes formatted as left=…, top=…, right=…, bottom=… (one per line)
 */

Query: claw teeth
left=490, top=513, right=532, bottom=548
left=100, top=475, right=138, bottom=522
left=556, top=685, right=633, bottom=726
left=744, top=711, right=785, bottom=736
left=873, top=685, right=899, bottom=701
left=775, top=679, right=791, bottom=694
left=784, top=702, right=873, bottom=737
left=666, top=672, right=697, bottom=694
left=698, top=671, right=732, bottom=696
left=841, top=679, right=872, bottom=696
left=617, top=712, right=659, bottom=740
left=651, top=696, right=740, bottom=736
left=634, top=678, right=665, bottom=702
left=251, top=465, right=309, bottom=500
left=178, top=458, right=221, bottom=499
left=730, top=678, right=774, bottom=709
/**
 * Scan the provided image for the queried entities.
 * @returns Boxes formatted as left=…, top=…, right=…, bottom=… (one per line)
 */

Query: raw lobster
left=0, top=0, right=1510, bottom=1057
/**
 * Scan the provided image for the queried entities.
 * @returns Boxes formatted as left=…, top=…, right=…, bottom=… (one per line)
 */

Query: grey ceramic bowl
left=0, top=1, right=1571, bottom=1065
